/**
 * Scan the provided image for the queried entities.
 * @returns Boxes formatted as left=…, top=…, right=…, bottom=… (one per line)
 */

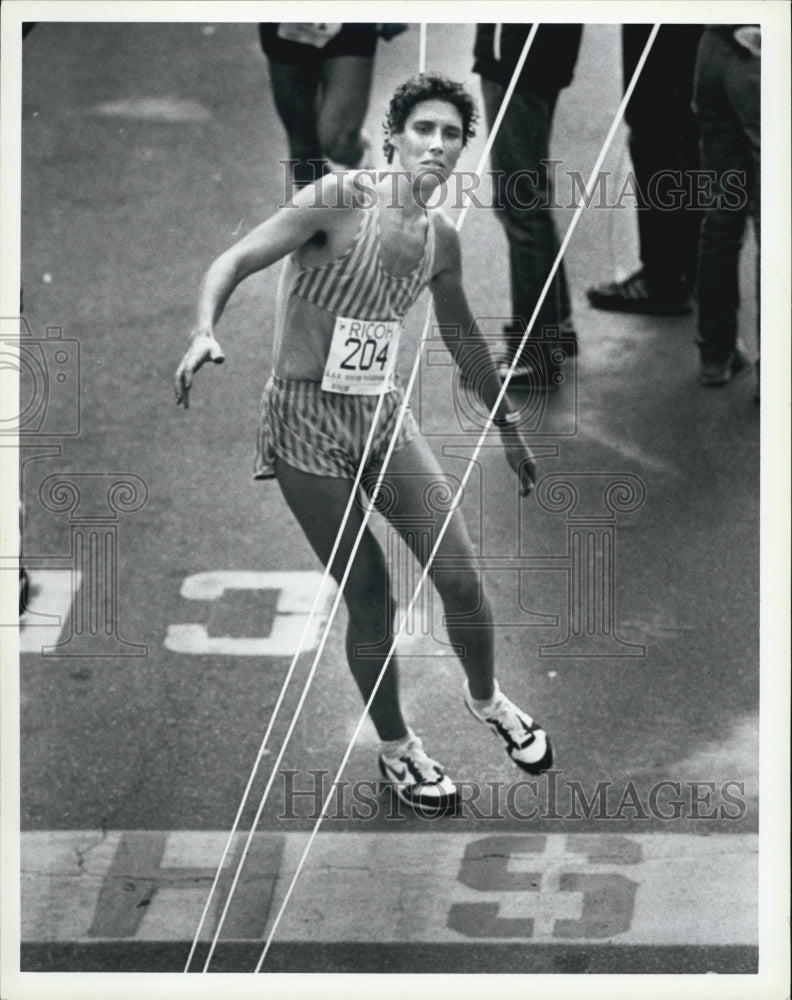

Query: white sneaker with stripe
left=378, top=729, right=457, bottom=813
left=464, top=680, right=553, bottom=774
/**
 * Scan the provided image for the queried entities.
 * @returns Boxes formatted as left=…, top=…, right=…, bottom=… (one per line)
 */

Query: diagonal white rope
left=252, top=24, right=660, bottom=971
left=182, top=406, right=386, bottom=972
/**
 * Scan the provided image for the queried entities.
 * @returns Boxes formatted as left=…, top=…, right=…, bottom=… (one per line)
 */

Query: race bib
left=276, top=23, right=343, bottom=48
left=322, top=316, right=402, bottom=395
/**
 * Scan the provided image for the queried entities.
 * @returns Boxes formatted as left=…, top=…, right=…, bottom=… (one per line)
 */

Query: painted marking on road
left=164, top=571, right=337, bottom=657
left=21, top=831, right=757, bottom=945
left=19, top=570, right=82, bottom=654
left=92, top=98, right=212, bottom=122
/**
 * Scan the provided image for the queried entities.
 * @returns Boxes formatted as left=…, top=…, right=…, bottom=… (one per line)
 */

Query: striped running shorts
left=254, top=375, right=417, bottom=480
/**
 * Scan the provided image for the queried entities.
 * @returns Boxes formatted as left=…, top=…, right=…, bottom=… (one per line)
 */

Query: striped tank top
left=271, top=203, right=436, bottom=383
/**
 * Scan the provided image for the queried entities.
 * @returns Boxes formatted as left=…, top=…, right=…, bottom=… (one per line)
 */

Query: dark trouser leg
left=694, top=29, right=760, bottom=362
left=623, top=24, right=704, bottom=294
left=481, top=79, right=571, bottom=369
left=267, top=59, right=325, bottom=187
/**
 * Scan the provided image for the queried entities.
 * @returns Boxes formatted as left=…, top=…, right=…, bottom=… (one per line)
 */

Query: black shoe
left=698, top=348, right=748, bottom=388
left=587, top=269, right=692, bottom=316
left=497, top=355, right=564, bottom=391
left=503, top=321, right=578, bottom=359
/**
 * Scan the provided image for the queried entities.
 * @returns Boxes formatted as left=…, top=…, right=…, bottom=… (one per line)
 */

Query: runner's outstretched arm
left=430, top=211, right=536, bottom=494
left=174, top=177, right=357, bottom=407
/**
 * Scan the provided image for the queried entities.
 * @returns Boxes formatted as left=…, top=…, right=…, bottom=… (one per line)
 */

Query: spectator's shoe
left=503, top=320, right=578, bottom=360
left=464, top=681, right=553, bottom=775
left=698, top=348, right=748, bottom=387
left=587, top=269, right=692, bottom=316
left=497, top=353, right=564, bottom=392
left=378, top=729, right=457, bottom=813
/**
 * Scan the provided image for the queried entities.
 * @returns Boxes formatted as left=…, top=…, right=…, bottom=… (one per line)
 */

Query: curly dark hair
left=383, top=73, right=479, bottom=163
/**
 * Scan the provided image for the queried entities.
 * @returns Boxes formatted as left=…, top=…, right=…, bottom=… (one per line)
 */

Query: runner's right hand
left=174, top=331, right=225, bottom=408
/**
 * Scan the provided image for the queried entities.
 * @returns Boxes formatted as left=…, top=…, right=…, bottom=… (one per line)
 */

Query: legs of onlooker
left=587, top=25, right=703, bottom=314
left=267, top=60, right=324, bottom=187
left=316, top=55, right=374, bottom=168
left=268, top=55, right=374, bottom=187
left=693, top=28, right=760, bottom=387
left=481, top=79, right=574, bottom=387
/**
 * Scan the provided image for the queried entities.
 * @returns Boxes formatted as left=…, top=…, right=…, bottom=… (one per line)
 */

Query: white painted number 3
left=164, top=571, right=337, bottom=656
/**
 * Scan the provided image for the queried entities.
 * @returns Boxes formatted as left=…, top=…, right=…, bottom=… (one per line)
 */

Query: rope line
left=184, top=22, right=453, bottom=969
left=184, top=404, right=386, bottom=972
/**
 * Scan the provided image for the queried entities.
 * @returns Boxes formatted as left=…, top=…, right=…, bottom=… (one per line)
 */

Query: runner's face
left=391, top=99, right=465, bottom=183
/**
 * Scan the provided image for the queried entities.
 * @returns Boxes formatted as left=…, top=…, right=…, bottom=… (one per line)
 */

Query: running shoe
left=464, top=681, right=553, bottom=774
left=378, top=730, right=457, bottom=813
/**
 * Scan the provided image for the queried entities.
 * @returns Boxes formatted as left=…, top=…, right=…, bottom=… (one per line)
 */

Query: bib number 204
left=340, top=337, right=390, bottom=372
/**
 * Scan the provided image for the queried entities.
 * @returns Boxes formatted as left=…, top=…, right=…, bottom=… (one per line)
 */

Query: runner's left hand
left=499, top=426, right=537, bottom=496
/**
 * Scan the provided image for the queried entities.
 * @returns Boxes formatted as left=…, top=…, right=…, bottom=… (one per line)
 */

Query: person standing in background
left=473, top=23, right=583, bottom=390
left=259, top=23, right=407, bottom=189
left=692, top=25, right=760, bottom=390
left=587, top=25, right=703, bottom=316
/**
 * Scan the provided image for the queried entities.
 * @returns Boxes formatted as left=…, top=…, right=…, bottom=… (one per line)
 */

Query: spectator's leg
left=267, top=59, right=324, bottom=187
left=624, top=24, right=703, bottom=298
left=481, top=80, right=571, bottom=377
left=318, top=55, right=375, bottom=167
left=694, top=30, right=751, bottom=383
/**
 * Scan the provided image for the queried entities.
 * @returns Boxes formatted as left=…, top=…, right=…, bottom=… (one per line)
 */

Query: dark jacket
left=473, top=23, right=583, bottom=99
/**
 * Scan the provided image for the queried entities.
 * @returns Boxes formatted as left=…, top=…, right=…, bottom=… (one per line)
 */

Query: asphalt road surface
left=8, top=15, right=772, bottom=987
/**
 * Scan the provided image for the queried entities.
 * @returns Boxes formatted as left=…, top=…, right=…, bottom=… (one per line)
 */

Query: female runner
left=175, top=74, right=553, bottom=812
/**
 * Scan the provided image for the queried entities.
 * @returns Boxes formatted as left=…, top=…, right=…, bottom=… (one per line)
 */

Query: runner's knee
left=434, top=563, right=484, bottom=615
left=342, top=552, right=394, bottom=623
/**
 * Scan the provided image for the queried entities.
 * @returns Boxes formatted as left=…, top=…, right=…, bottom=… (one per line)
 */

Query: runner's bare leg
left=274, top=457, right=408, bottom=741
left=378, top=433, right=496, bottom=701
